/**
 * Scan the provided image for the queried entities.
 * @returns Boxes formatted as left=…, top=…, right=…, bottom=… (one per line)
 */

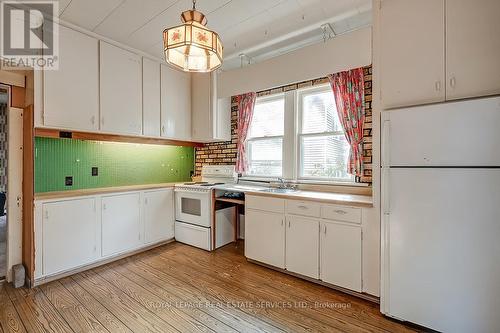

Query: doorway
left=0, top=86, right=7, bottom=279
left=0, top=84, right=24, bottom=282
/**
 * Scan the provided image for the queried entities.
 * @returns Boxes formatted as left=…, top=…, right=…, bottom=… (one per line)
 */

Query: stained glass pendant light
left=163, top=0, right=223, bottom=72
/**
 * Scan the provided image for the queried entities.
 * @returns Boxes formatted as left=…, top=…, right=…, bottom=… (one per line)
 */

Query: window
left=246, top=95, right=285, bottom=177
left=243, top=84, right=354, bottom=183
left=298, top=86, right=353, bottom=182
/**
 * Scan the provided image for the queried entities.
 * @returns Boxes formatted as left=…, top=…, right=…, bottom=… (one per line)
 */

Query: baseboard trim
left=33, top=238, right=175, bottom=287
left=247, top=258, right=380, bottom=303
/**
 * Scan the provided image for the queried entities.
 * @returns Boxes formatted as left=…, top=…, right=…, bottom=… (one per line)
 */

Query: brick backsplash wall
left=195, top=65, right=373, bottom=184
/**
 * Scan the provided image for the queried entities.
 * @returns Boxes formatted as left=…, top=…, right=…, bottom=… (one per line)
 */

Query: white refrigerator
left=381, top=96, right=500, bottom=332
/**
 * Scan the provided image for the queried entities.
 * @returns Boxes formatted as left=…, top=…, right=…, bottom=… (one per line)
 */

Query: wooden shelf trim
left=34, top=128, right=204, bottom=147
left=215, top=197, right=245, bottom=205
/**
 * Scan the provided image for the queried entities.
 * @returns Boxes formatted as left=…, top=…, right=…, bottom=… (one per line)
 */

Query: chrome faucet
left=277, top=178, right=286, bottom=189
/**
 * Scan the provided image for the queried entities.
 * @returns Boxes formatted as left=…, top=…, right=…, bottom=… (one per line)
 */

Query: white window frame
left=296, top=84, right=355, bottom=183
left=244, top=93, right=286, bottom=180
left=241, top=85, right=357, bottom=185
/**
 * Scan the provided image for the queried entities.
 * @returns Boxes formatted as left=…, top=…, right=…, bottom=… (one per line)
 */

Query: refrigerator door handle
left=382, top=119, right=391, bottom=167
left=382, top=168, right=390, bottom=215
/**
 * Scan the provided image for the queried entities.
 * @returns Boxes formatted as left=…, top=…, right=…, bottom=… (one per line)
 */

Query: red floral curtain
left=235, top=92, right=257, bottom=173
left=328, top=68, right=365, bottom=177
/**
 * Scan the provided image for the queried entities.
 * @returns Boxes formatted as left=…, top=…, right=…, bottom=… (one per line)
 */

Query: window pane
left=248, top=98, right=284, bottom=138
left=301, top=90, right=343, bottom=134
left=247, top=138, right=283, bottom=177
left=300, top=135, right=353, bottom=180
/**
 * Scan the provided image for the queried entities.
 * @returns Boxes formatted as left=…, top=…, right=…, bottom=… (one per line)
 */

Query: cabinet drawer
left=246, top=195, right=285, bottom=214
left=286, top=200, right=320, bottom=218
left=321, top=205, right=361, bottom=224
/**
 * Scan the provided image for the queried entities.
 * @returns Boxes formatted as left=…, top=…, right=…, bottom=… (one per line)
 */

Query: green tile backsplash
left=35, top=137, right=194, bottom=193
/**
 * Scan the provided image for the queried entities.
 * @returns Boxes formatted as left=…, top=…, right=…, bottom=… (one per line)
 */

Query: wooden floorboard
left=0, top=242, right=424, bottom=333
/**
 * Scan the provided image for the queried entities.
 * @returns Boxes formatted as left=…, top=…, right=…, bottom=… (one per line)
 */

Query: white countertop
left=214, top=184, right=373, bottom=208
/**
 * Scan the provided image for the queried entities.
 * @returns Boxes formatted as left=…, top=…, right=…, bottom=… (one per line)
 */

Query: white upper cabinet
left=192, top=72, right=231, bottom=142
left=142, top=58, right=161, bottom=137
left=100, top=41, right=142, bottom=135
left=43, top=25, right=99, bottom=131
left=378, top=0, right=500, bottom=108
left=143, top=189, right=174, bottom=244
left=160, top=64, right=191, bottom=140
left=379, top=0, right=445, bottom=108
left=445, top=0, right=500, bottom=100
left=191, top=72, right=212, bottom=141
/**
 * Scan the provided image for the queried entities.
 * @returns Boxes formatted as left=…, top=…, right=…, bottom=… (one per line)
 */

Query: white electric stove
left=174, top=165, right=236, bottom=251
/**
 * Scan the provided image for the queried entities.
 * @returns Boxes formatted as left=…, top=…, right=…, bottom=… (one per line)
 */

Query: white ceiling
left=49, top=0, right=371, bottom=69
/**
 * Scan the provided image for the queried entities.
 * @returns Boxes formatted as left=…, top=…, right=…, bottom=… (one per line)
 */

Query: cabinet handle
left=102, top=203, right=107, bottom=210
left=44, top=210, right=49, bottom=219
left=297, top=205, right=308, bottom=209
left=334, top=209, right=347, bottom=215
left=288, top=220, right=291, bottom=228
left=161, top=125, right=166, bottom=134
left=281, top=219, right=284, bottom=226
left=144, top=198, right=148, bottom=205
left=450, top=77, right=456, bottom=88
left=435, top=81, right=441, bottom=91
left=324, top=225, right=327, bottom=234
left=91, top=116, right=95, bottom=125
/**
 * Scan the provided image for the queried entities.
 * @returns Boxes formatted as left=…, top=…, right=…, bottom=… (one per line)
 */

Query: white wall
left=218, top=27, right=372, bottom=98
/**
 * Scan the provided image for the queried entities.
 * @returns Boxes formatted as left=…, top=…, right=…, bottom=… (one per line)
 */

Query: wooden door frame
left=22, top=105, right=34, bottom=286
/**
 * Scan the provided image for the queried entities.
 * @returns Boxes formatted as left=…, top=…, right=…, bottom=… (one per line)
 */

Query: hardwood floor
left=0, top=241, right=424, bottom=332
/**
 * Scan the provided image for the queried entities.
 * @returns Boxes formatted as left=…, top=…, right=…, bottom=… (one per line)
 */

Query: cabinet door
left=245, top=209, right=285, bottom=268
left=320, top=221, right=362, bottom=292
left=43, top=198, right=98, bottom=276
left=191, top=72, right=212, bottom=141
left=44, top=25, right=99, bottom=131
left=102, top=193, right=141, bottom=256
left=142, top=58, right=161, bottom=137
left=160, top=64, right=191, bottom=140
left=446, top=0, right=500, bottom=100
left=215, top=97, right=231, bottom=141
left=379, top=0, right=445, bottom=108
left=100, top=42, right=142, bottom=135
left=285, top=216, right=319, bottom=279
left=144, top=189, right=174, bottom=244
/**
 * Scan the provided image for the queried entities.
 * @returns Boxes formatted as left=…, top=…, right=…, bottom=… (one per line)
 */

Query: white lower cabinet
left=102, top=192, right=142, bottom=257
left=320, top=220, right=362, bottom=292
left=36, top=188, right=175, bottom=281
left=42, top=198, right=98, bottom=276
left=244, top=195, right=368, bottom=294
left=144, top=189, right=174, bottom=244
left=245, top=208, right=285, bottom=269
left=285, top=215, right=319, bottom=279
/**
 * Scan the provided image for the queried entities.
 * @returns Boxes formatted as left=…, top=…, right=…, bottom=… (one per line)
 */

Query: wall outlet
left=92, top=167, right=98, bottom=176
left=65, top=176, right=73, bottom=186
